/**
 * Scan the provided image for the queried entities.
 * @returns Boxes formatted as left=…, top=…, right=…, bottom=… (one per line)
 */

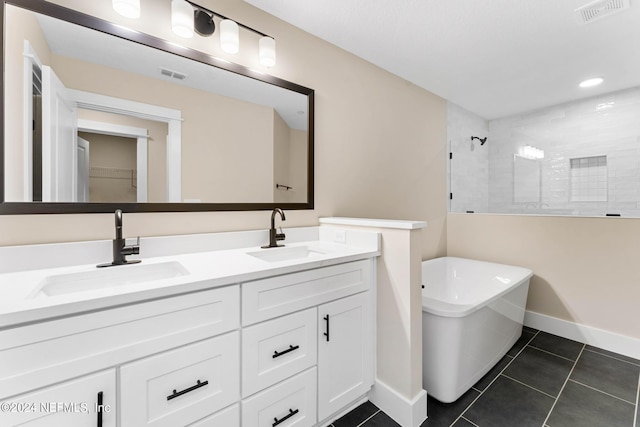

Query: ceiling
left=245, top=0, right=640, bottom=120
left=32, top=10, right=308, bottom=130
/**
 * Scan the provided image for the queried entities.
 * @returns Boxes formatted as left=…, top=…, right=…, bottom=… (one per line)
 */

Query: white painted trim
left=167, top=120, right=182, bottom=202
left=136, top=137, right=148, bottom=202
left=77, top=119, right=148, bottom=202
left=77, top=119, right=147, bottom=138
left=69, top=89, right=181, bottom=122
left=319, top=217, right=428, bottom=230
left=369, top=379, right=427, bottom=427
left=524, top=310, right=640, bottom=360
left=22, top=41, right=44, bottom=202
left=69, top=89, right=182, bottom=201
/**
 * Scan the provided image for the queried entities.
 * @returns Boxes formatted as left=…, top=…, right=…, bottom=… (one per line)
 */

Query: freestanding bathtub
left=421, top=257, right=533, bottom=403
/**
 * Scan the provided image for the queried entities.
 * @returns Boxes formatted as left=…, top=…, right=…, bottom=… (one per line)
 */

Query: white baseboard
left=524, top=310, right=640, bottom=360
left=369, top=379, right=427, bottom=427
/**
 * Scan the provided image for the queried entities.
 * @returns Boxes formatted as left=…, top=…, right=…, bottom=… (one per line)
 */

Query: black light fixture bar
left=183, top=0, right=272, bottom=38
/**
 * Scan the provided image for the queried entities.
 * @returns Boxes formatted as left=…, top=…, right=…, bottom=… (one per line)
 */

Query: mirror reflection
left=4, top=2, right=311, bottom=207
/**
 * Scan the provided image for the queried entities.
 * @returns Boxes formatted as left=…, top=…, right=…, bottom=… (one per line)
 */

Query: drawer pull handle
left=273, top=345, right=300, bottom=358
left=166, top=379, right=209, bottom=401
left=323, top=314, right=330, bottom=342
left=97, top=391, right=103, bottom=427
left=273, top=408, right=299, bottom=427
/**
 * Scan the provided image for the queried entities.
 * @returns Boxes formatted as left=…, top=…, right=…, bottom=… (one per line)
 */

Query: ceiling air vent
left=159, top=67, right=187, bottom=80
left=575, top=0, right=630, bottom=24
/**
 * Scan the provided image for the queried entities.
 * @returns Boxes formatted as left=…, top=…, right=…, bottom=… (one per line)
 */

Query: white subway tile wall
left=447, top=87, right=640, bottom=216
left=446, top=102, right=489, bottom=213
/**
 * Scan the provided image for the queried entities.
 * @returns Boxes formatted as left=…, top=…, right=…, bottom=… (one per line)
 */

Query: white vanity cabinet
left=241, top=259, right=374, bottom=426
left=318, top=292, right=373, bottom=420
left=1, top=255, right=376, bottom=427
left=0, top=369, right=116, bottom=427
left=0, top=285, right=241, bottom=427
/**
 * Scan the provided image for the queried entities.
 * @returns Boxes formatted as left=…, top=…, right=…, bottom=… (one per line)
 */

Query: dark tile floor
left=331, top=327, right=640, bottom=427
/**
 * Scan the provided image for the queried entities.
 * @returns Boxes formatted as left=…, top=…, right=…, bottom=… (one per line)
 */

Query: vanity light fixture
left=220, top=19, right=239, bottom=53
left=522, top=145, right=544, bottom=159
left=259, top=36, right=276, bottom=67
left=112, top=0, right=140, bottom=19
left=579, top=77, right=604, bottom=88
left=171, top=0, right=195, bottom=38
left=167, top=0, right=276, bottom=66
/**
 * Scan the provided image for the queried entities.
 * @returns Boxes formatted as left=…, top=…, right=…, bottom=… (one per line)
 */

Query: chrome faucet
left=97, top=209, right=141, bottom=267
left=262, top=208, right=286, bottom=248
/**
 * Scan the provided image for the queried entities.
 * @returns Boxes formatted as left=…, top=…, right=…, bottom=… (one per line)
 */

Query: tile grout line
left=542, top=343, right=586, bottom=427
left=461, top=415, right=480, bottom=426
left=568, top=378, right=636, bottom=406
left=356, top=409, right=380, bottom=427
left=583, top=347, right=640, bottom=368
left=501, top=374, right=557, bottom=400
left=447, top=329, right=540, bottom=427
left=528, top=345, right=578, bottom=363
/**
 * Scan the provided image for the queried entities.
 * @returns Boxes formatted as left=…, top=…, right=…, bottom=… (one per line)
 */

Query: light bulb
left=220, top=19, right=239, bottom=54
left=259, top=36, right=276, bottom=67
left=579, top=77, right=604, bottom=88
left=172, top=0, right=194, bottom=38
left=112, top=0, right=140, bottom=19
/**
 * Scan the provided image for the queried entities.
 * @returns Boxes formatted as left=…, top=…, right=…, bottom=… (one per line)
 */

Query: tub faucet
left=97, top=209, right=141, bottom=268
left=262, top=208, right=286, bottom=248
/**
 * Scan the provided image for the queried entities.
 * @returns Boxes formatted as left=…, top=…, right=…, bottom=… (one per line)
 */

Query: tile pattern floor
left=330, top=327, right=640, bottom=427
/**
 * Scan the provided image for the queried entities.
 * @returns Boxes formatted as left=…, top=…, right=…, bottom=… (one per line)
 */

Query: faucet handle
left=126, top=236, right=141, bottom=255
left=276, top=227, right=286, bottom=241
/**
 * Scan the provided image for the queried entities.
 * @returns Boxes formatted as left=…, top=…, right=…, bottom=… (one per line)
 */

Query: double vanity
left=0, top=224, right=380, bottom=427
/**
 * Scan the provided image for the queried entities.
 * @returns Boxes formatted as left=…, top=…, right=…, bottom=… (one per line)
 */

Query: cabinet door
left=0, top=369, right=116, bottom=427
left=317, top=292, right=373, bottom=421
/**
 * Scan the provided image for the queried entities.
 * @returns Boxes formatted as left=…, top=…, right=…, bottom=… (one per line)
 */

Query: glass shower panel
left=447, top=87, right=640, bottom=217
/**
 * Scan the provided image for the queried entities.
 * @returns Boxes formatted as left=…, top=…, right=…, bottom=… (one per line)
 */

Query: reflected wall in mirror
left=2, top=0, right=314, bottom=213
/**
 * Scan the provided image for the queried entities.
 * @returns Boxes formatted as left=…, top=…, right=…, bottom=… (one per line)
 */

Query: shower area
left=448, top=87, right=640, bottom=217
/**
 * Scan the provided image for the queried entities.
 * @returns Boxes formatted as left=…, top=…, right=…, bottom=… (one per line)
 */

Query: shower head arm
left=471, top=136, right=487, bottom=145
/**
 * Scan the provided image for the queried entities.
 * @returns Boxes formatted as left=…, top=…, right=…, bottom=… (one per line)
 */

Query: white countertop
left=0, top=233, right=379, bottom=328
left=320, top=217, right=427, bottom=230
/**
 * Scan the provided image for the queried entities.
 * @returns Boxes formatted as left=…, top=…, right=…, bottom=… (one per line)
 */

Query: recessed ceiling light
left=579, top=77, right=604, bottom=88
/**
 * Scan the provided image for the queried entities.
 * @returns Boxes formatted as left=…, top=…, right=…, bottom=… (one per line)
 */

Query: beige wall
left=273, top=111, right=290, bottom=203
left=289, top=128, right=307, bottom=203
left=447, top=213, right=640, bottom=340
left=49, top=55, right=276, bottom=203
left=2, top=0, right=447, bottom=260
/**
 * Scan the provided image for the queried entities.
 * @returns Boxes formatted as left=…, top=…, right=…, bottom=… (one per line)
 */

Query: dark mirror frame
left=0, top=0, right=314, bottom=214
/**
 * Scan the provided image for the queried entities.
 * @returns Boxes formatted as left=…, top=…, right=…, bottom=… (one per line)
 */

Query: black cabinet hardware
left=273, top=344, right=300, bottom=358
left=272, top=408, right=299, bottom=427
left=323, top=314, right=330, bottom=342
left=166, top=379, right=209, bottom=401
left=97, top=391, right=103, bottom=427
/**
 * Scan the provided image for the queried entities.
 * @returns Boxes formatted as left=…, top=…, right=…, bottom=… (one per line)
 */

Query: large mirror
left=1, top=0, right=314, bottom=214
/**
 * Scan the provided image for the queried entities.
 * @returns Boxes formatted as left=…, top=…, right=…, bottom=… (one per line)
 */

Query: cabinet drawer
left=242, top=260, right=371, bottom=325
left=120, top=332, right=240, bottom=427
left=0, top=285, right=239, bottom=399
left=242, top=368, right=317, bottom=427
left=242, top=308, right=317, bottom=397
left=0, top=369, right=116, bottom=427
left=188, top=404, right=239, bottom=427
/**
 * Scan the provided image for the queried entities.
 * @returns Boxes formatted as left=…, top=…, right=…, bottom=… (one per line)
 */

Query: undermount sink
left=29, top=261, right=189, bottom=298
left=246, top=245, right=327, bottom=263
